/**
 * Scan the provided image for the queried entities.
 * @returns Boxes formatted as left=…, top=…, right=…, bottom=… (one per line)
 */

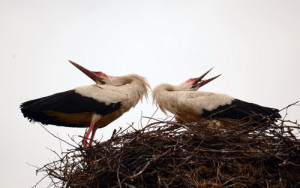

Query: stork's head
left=69, top=60, right=150, bottom=99
left=180, top=68, right=221, bottom=91
left=69, top=60, right=113, bottom=85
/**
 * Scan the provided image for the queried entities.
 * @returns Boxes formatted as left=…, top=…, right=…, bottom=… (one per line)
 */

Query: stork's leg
left=89, top=128, right=97, bottom=146
left=82, top=121, right=95, bottom=147
left=83, top=114, right=101, bottom=147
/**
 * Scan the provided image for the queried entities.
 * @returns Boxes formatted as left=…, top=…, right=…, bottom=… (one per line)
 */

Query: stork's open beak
left=192, top=68, right=221, bottom=89
left=69, top=60, right=105, bottom=84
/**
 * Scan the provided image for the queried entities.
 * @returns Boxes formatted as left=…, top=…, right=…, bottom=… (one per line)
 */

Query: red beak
left=69, top=60, right=105, bottom=84
left=192, top=68, right=221, bottom=88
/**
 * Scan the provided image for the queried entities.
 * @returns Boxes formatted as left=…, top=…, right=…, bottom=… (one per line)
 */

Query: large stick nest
left=36, top=110, right=300, bottom=187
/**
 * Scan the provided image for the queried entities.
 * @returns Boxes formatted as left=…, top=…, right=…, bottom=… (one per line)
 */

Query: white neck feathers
left=75, top=74, right=150, bottom=110
left=120, top=74, right=150, bottom=107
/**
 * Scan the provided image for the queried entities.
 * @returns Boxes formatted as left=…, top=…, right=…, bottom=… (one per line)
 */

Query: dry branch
left=35, top=104, right=300, bottom=188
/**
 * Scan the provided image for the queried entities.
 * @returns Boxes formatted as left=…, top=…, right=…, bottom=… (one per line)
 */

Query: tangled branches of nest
left=36, top=116, right=300, bottom=188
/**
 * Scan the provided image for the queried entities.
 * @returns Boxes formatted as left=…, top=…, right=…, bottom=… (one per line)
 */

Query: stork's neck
left=126, top=80, right=148, bottom=106
left=152, top=83, right=177, bottom=114
left=74, top=74, right=149, bottom=111
left=118, top=74, right=150, bottom=108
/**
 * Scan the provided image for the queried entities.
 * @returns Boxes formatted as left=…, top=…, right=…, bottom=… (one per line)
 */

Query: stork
left=20, top=61, right=150, bottom=147
left=152, top=68, right=281, bottom=127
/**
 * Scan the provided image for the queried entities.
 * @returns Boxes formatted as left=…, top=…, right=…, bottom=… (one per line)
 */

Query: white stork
left=20, top=61, right=150, bottom=147
left=153, top=68, right=281, bottom=127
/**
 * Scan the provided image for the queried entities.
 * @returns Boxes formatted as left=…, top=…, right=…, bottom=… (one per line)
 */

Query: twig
left=39, top=124, right=76, bottom=148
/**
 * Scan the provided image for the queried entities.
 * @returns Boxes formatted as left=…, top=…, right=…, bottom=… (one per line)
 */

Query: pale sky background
left=1, top=0, right=300, bottom=187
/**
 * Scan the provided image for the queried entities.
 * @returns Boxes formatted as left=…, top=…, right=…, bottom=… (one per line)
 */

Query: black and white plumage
left=20, top=61, right=150, bottom=147
left=152, top=69, right=281, bottom=127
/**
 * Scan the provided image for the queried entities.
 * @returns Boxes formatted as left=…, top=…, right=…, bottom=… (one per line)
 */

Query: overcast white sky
left=1, top=0, right=300, bottom=187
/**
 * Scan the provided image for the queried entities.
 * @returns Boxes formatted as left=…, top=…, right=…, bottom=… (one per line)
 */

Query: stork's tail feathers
left=243, top=102, right=281, bottom=123
left=245, top=107, right=281, bottom=123
left=20, top=91, right=77, bottom=126
left=202, top=99, right=281, bottom=125
left=20, top=98, right=51, bottom=125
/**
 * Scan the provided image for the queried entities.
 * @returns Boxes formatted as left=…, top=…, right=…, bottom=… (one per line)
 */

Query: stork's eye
left=191, top=85, right=197, bottom=89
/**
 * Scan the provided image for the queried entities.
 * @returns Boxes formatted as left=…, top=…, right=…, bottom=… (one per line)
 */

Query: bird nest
left=35, top=109, right=300, bottom=187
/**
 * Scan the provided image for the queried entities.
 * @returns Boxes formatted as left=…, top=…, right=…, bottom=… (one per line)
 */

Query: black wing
left=202, top=99, right=281, bottom=123
left=20, top=90, right=121, bottom=126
